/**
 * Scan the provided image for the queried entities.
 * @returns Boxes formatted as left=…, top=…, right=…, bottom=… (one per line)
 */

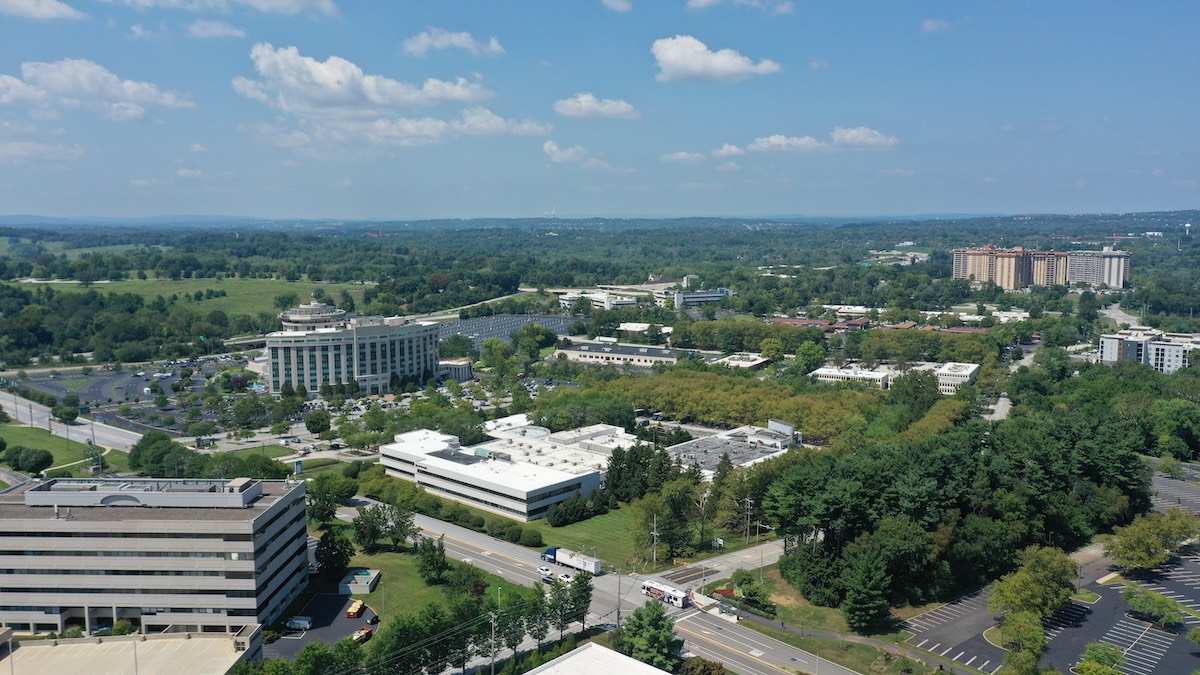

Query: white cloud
left=552, top=92, right=638, bottom=119
left=660, top=151, right=705, bottom=163
left=711, top=143, right=744, bottom=156
left=176, top=167, right=203, bottom=177
left=238, top=119, right=312, bottom=148
left=130, top=177, right=166, bottom=187
left=129, top=23, right=152, bottom=39
left=651, top=35, right=780, bottom=83
left=233, top=43, right=491, bottom=115
left=714, top=161, right=741, bottom=172
left=189, top=142, right=205, bottom=152
left=687, top=0, right=793, bottom=14
left=0, top=140, right=83, bottom=163
left=600, top=0, right=630, bottom=11
left=451, top=107, right=548, bottom=136
left=107, top=0, right=336, bottom=15
left=922, top=18, right=954, bottom=33
left=187, top=19, right=245, bottom=38
left=0, top=0, right=84, bottom=20
left=402, top=28, right=504, bottom=57
left=809, top=58, right=828, bottom=70
left=543, top=139, right=588, bottom=164
left=749, top=134, right=825, bottom=152
left=0, top=58, right=193, bottom=120
left=830, top=126, right=899, bottom=148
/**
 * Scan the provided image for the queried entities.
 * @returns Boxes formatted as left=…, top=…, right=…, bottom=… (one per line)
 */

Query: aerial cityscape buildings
left=951, top=246, right=1130, bottom=290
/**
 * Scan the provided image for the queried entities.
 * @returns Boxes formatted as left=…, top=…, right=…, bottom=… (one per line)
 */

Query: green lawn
left=229, top=443, right=293, bottom=459
left=2, top=278, right=369, bottom=318
left=521, top=506, right=765, bottom=575
left=0, top=423, right=96, bottom=468
left=297, top=457, right=345, bottom=478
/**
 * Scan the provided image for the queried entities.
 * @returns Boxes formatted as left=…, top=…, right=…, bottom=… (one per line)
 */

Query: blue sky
left=0, top=1, right=1196, bottom=219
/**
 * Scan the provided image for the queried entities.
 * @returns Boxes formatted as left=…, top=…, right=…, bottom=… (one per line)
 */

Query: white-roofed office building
left=379, top=416, right=636, bottom=521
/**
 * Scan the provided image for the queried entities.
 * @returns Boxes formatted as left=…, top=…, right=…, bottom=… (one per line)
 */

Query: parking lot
left=439, top=314, right=575, bottom=350
left=1150, top=473, right=1200, bottom=515
left=1041, top=583, right=1196, bottom=675
left=263, top=593, right=378, bottom=661
left=900, top=588, right=1007, bottom=674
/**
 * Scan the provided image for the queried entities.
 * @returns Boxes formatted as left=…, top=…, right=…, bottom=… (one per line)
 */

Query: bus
left=346, top=599, right=364, bottom=618
left=640, top=580, right=690, bottom=608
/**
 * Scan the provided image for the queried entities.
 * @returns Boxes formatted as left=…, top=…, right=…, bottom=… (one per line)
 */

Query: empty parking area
left=1092, top=618, right=1176, bottom=675
left=1150, top=474, right=1200, bottom=514
left=901, top=589, right=990, bottom=634
left=1043, top=601, right=1091, bottom=641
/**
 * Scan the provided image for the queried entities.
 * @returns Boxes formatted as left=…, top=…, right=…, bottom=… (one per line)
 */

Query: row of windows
left=0, top=531, right=251, bottom=541
left=0, top=550, right=244, bottom=560
left=1, top=587, right=257, bottom=597
left=0, top=569, right=224, bottom=577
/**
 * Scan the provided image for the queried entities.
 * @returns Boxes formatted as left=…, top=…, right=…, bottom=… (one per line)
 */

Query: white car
left=558, top=573, right=573, bottom=584
left=537, top=566, right=552, bottom=577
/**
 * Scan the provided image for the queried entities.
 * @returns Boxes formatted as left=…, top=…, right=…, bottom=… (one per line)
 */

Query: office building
left=558, top=291, right=639, bottom=311
left=1100, top=328, right=1200, bottom=374
left=653, top=287, right=736, bottom=308
left=811, top=365, right=891, bottom=389
left=266, top=301, right=440, bottom=396
left=934, top=362, right=981, bottom=394
left=553, top=342, right=679, bottom=367
left=379, top=416, right=636, bottom=521
left=0, top=478, right=308, bottom=637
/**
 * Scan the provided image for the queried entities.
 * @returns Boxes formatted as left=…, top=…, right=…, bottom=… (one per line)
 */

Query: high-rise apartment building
left=1099, top=328, right=1200, bottom=374
left=951, top=246, right=1129, bottom=289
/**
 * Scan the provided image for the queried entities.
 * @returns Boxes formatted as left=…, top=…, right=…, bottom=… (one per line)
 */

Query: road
left=1100, top=303, right=1142, bottom=327
left=0, top=391, right=142, bottom=452
left=338, top=502, right=839, bottom=673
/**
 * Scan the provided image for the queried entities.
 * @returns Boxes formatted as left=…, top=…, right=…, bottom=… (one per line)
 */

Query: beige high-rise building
left=952, top=245, right=1129, bottom=289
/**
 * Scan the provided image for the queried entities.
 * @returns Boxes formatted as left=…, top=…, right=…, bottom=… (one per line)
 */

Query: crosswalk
left=1089, top=618, right=1176, bottom=675
left=900, top=588, right=990, bottom=634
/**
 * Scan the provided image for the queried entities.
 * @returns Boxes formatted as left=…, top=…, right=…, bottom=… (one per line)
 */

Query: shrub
left=504, top=523, right=524, bottom=543
left=519, top=527, right=544, bottom=547
left=470, top=514, right=486, bottom=528
left=486, top=518, right=509, bottom=537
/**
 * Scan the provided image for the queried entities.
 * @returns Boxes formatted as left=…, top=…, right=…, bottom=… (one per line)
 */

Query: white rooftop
left=1, top=634, right=249, bottom=675
left=526, top=643, right=667, bottom=675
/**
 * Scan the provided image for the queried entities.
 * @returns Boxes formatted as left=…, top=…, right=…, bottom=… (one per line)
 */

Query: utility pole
left=650, top=514, right=660, bottom=571
left=490, top=611, right=497, bottom=675
left=743, top=497, right=753, bottom=545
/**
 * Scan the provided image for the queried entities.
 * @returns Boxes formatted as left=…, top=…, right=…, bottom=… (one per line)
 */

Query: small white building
left=812, top=365, right=890, bottom=389
left=559, top=291, right=639, bottom=311
left=934, top=362, right=980, bottom=394
left=713, top=352, right=770, bottom=370
left=439, top=357, right=474, bottom=382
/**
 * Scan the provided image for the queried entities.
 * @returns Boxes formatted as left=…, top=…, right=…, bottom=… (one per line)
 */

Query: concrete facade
left=1100, top=327, right=1200, bottom=374
left=553, top=342, right=679, bottom=367
left=266, top=302, right=440, bottom=395
left=0, top=478, right=308, bottom=636
left=379, top=416, right=636, bottom=521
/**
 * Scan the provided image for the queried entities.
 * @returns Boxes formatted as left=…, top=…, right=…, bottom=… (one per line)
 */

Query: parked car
left=352, top=627, right=373, bottom=643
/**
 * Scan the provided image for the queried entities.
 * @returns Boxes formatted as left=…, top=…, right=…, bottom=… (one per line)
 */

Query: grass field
left=298, top=457, right=344, bottom=478
left=0, top=423, right=97, bottom=468
left=3, top=278, right=369, bottom=318
left=0, top=237, right=154, bottom=259
left=521, top=506, right=764, bottom=575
